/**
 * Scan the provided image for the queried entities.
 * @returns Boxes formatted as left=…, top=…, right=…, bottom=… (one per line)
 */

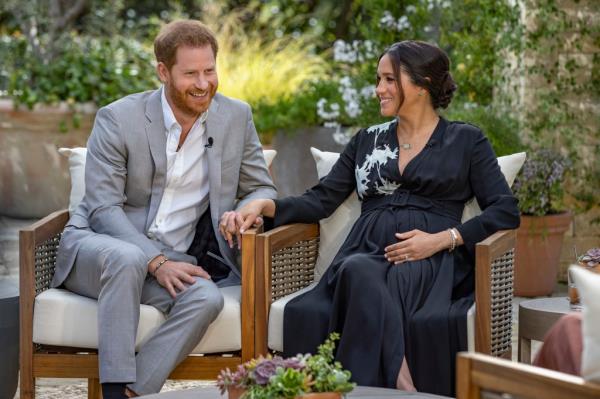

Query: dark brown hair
left=380, top=40, right=457, bottom=109
left=154, top=20, right=218, bottom=69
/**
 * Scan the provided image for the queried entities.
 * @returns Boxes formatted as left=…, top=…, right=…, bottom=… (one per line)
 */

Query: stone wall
left=0, top=100, right=95, bottom=218
left=519, top=0, right=600, bottom=280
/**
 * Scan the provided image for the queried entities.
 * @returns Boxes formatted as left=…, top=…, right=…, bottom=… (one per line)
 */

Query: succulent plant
left=579, top=248, right=600, bottom=268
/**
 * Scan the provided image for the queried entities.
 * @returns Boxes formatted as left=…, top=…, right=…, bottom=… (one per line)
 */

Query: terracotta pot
left=297, top=393, right=342, bottom=399
left=227, top=386, right=246, bottom=399
left=514, top=212, right=572, bottom=297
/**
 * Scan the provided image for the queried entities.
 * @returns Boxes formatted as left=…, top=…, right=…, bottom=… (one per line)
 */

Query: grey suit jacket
left=53, top=89, right=276, bottom=288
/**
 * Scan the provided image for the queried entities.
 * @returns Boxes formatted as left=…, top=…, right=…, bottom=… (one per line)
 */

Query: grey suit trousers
left=62, top=228, right=224, bottom=395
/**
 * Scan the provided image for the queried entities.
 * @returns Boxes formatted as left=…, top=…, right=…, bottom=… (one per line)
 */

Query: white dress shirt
left=147, top=87, right=210, bottom=252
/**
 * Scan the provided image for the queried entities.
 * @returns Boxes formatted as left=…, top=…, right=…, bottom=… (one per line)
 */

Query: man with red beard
left=52, top=20, right=276, bottom=398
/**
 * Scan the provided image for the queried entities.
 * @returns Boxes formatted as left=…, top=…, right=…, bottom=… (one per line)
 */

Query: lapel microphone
left=205, top=137, right=214, bottom=148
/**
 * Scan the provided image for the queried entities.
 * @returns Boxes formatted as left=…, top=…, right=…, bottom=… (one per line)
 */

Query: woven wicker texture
left=490, top=249, right=514, bottom=357
left=270, top=238, right=318, bottom=302
left=34, top=234, right=61, bottom=296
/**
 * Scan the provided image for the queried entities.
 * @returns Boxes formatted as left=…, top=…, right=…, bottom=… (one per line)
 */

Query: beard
left=165, top=79, right=217, bottom=119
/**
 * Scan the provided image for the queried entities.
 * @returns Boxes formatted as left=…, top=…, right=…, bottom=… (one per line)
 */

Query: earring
left=418, top=90, right=424, bottom=97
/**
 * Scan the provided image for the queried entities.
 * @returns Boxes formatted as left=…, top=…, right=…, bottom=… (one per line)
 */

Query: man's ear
left=156, top=62, right=169, bottom=83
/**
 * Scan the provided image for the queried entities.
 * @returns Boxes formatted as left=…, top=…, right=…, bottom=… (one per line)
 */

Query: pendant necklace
left=399, top=143, right=412, bottom=150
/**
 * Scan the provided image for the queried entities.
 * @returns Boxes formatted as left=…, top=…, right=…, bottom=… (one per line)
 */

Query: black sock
left=101, top=383, right=129, bottom=399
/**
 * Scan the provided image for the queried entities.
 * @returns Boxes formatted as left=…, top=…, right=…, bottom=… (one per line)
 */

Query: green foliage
left=210, top=10, right=329, bottom=114
left=442, top=103, right=524, bottom=156
left=2, top=33, right=157, bottom=108
left=1, top=0, right=596, bottom=211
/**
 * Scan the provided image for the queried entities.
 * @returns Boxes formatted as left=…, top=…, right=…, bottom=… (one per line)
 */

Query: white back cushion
left=571, top=266, right=600, bottom=382
left=59, top=147, right=277, bottom=216
left=311, top=148, right=361, bottom=281
left=311, top=147, right=526, bottom=281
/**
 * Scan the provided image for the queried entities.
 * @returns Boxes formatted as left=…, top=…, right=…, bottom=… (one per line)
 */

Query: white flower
left=339, top=76, right=353, bottom=88
left=345, top=100, right=361, bottom=118
left=380, top=11, right=396, bottom=29
left=333, top=126, right=352, bottom=145
left=317, top=98, right=341, bottom=120
left=397, top=15, right=411, bottom=31
left=406, top=5, right=417, bottom=13
left=333, top=40, right=358, bottom=63
left=360, top=85, right=375, bottom=99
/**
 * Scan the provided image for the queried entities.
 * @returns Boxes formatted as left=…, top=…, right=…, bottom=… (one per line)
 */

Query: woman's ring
left=404, top=254, right=409, bottom=261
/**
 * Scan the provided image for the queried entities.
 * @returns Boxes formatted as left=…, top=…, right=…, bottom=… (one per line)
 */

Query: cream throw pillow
left=310, top=147, right=525, bottom=281
left=570, top=266, right=600, bottom=382
left=59, top=147, right=277, bottom=215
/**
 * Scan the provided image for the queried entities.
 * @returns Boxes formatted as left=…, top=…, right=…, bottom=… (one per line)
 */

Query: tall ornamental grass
left=212, top=13, right=329, bottom=107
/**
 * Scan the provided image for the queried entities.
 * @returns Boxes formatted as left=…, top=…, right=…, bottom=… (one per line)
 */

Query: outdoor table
left=518, top=296, right=574, bottom=364
left=140, top=386, right=451, bottom=398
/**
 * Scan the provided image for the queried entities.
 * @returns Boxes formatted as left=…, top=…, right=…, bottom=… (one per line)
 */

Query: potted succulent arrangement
left=578, top=248, right=600, bottom=271
left=512, top=149, right=573, bottom=296
left=217, top=333, right=355, bottom=399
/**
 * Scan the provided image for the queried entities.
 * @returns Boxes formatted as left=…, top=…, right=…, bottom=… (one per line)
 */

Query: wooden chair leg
left=19, top=347, right=35, bottom=399
left=19, top=373, right=35, bottom=399
left=88, top=378, right=102, bottom=399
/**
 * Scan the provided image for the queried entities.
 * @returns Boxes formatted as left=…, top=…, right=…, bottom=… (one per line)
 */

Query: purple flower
left=282, top=356, right=306, bottom=370
left=579, top=248, right=600, bottom=267
left=253, top=359, right=278, bottom=385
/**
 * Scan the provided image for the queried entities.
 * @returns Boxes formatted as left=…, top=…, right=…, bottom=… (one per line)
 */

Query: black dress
left=272, top=118, right=520, bottom=396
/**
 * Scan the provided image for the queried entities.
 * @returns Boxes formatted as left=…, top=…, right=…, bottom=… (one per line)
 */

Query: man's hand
left=218, top=199, right=274, bottom=248
left=154, top=261, right=211, bottom=298
left=384, top=229, right=450, bottom=264
left=219, top=211, right=244, bottom=249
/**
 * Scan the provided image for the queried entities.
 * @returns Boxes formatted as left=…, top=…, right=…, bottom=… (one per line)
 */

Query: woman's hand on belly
left=384, top=229, right=452, bottom=264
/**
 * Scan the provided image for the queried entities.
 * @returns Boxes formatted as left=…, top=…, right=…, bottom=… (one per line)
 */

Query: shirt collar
left=160, top=86, right=208, bottom=135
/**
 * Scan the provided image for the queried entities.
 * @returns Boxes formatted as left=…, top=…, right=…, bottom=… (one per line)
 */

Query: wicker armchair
left=456, top=352, right=600, bottom=399
left=19, top=209, right=259, bottom=399
left=254, top=223, right=516, bottom=358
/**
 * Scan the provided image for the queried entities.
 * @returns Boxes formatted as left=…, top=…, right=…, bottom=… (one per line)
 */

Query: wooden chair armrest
left=254, top=223, right=319, bottom=355
left=256, top=223, right=319, bottom=302
left=20, top=209, right=70, bottom=299
left=475, top=229, right=516, bottom=356
left=19, top=209, right=69, bottom=377
left=456, top=352, right=600, bottom=399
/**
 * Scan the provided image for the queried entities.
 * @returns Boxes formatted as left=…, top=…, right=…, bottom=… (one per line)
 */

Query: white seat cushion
left=268, top=282, right=318, bottom=352
left=33, top=286, right=241, bottom=354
